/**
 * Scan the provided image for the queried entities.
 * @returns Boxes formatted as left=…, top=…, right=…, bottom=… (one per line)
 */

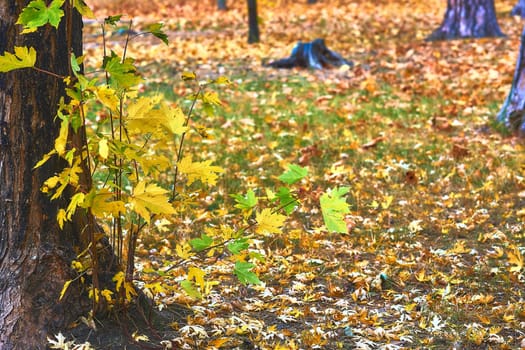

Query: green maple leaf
left=234, top=261, right=261, bottom=285
left=320, top=187, right=350, bottom=233
left=104, top=15, right=122, bottom=25
left=17, top=0, right=65, bottom=34
left=227, top=238, right=249, bottom=255
left=275, top=187, right=298, bottom=215
left=278, top=164, right=308, bottom=185
left=231, top=189, right=258, bottom=210
left=189, top=234, right=213, bottom=252
left=104, top=53, right=142, bottom=89
left=146, top=23, right=169, bottom=45
left=180, top=280, right=201, bottom=299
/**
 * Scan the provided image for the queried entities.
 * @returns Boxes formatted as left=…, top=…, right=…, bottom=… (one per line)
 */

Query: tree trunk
left=512, top=0, right=525, bottom=17
left=426, top=0, right=505, bottom=41
left=247, top=0, right=260, bottom=43
left=497, top=25, right=525, bottom=135
left=267, top=38, right=353, bottom=69
left=0, top=2, right=88, bottom=349
left=218, top=0, right=227, bottom=10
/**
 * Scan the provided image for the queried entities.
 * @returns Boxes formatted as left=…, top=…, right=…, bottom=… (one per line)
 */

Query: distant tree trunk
left=218, top=0, right=227, bottom=10
left=0, top=2, right=91, bottom=349
left=308, top=0, right=317, bottom=3
left=498, top=25, right=525, bottom=135
left=512, top=0, right=525, bottom=17
left=426, top=0, right=505, bottom=41
left=247, top=0, right=260, bottom=43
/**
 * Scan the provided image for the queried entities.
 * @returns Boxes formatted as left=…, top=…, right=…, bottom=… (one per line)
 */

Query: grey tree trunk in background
left=248, top=0, right=260, bottom=43
left=512, top=0, right=525, bottom=17
left=498, top=26, right=525, bottom=135
left=0, top=1, right=88, bottom=349
left=426, top=0, right=505, bottom=41
left=218, top=0, right=227, bottom=11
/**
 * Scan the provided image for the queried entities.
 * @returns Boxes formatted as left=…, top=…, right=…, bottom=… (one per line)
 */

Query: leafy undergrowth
left=81, top=0, right=525, bottom=348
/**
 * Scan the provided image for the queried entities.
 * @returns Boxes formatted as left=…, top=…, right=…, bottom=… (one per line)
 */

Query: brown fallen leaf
left=432, top=116, right=453, bottom=131
left=361, top=136, right=385, bottom=149
left=404, top=170, right=418, bottom=185
left=451, top=143, right=469, bottom=160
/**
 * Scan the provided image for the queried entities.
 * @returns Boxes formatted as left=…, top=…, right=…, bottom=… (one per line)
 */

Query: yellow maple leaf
left=65, top=192, right=85, bottom=220
left=153, top=102, right=188, bottom=135
left=94, top=85, right=119, bottom=112
left=112, top=271, right=125, bottom=291
left=126, top=96, right=162, bottom=133
left=98, top=138, right=109, bottom=159
left=0, top=46, right=36, bottom=72
left=57, top=209, right=67, bottom=229
left=132, top=332, right=149, bottom=342
left=112, top=271, right=137, bottom=302
left=181, top=71, right=196, bottom=81
left=34, top=149, right=57, bottom=169
left=129, top=181, right=176, bottom=223
left=408, top=219, right=423, bottom=234
left=54, top=119, right=69, bottom=156
left=144, top=282, right=166, bottom=295
left=471, top=293, right=494, bottom=305
left=46, top=160, right=83, bottom=200
left=448, top=240, right=469, bottom=254
left=507, top=246, right=523, bottom=273
left=176, top=243, right=194, bottom=259
left=123, top=282, right=137, bottom=302
left=139, top=153, right=171, bottom=175
left=177, top=155, right=223, bottom=186
left=42, top=176, right=60, bottom=192
left=203, top=280, right=220, bottom=295
left=89, top=287, right=101, bottom=303
left=82, top=188, right=125, bottom=218
left=188, top=267, right=206, bottom=290
left=100, top=289, right=114, bottom=302
left=208, top=337, right=229, bottom=348
left=381, top=195, right=394, bottom=209
left=255, top=208, right=286, bottom=235
left=202, top=91, right=222, bottom=106
left=58, top=279, right=72, bottom=301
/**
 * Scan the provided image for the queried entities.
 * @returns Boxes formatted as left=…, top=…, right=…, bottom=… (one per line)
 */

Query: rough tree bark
left=497, top=25, right=525, bottom=134
left=218, top=0, right=227, bottom=11
left=0, top=2, right=89, bottom=349
left=426, top=0, right=505, bottom=41
left=512, top=0, right=525, bottom=17
left=247, top=0, right=260, bottom=43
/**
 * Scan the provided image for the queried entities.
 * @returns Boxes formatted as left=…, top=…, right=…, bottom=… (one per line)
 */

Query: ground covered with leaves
left=79, top=0, right=525, bottom=348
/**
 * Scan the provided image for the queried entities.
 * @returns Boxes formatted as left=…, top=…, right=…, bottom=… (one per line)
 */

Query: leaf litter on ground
left=83, top=0, right=525, bottom=348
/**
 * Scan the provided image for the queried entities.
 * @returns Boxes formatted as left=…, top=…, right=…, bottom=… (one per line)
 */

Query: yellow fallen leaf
left=507, top=246, right=523, bottom=273
left=188, top=267, right=206, bottom=290
left=255, top=208, right=286, bottom=235
left=59, top=280, right=72, bottom=301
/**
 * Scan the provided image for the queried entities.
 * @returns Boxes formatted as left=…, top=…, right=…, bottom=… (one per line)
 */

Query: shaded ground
left=65, top=296, right=190, bottom=349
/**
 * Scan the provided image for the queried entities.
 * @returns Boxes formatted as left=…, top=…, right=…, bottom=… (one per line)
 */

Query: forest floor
left=76, top=0, right=525, bottom=349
